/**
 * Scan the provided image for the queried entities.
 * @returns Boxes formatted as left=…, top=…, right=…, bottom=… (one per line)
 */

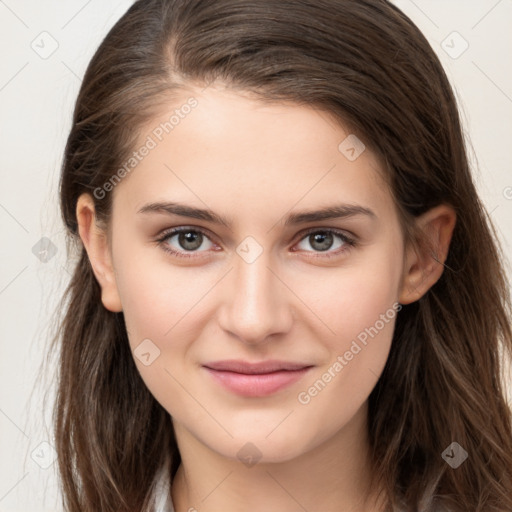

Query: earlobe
left=398, top=204, right=456, bottom=305
left=76, top=193, right=123, bottom=313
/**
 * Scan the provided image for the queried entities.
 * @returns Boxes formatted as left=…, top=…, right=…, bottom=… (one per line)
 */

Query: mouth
left=202, top=360, right=314, bottom=397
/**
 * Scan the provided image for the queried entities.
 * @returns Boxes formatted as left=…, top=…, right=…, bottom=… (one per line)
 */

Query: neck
left=170, top=402, right=386, bottom=512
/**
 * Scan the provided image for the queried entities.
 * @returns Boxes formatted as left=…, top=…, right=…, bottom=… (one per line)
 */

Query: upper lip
left=203, top=359, right=313, bottom=374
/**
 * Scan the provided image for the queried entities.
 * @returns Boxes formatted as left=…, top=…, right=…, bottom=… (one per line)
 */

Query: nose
left=217, top=248, right=293, bottom=346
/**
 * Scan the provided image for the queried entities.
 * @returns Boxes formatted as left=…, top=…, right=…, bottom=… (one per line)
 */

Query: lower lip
left=202, top=367, right=312, bottom=397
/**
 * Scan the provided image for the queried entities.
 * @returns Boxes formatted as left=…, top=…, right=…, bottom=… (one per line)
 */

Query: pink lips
left=202, top=360, right=313, bottom=397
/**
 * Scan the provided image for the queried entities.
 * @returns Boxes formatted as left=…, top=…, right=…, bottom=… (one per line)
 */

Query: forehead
left=111, top=85, right=396, bottom=226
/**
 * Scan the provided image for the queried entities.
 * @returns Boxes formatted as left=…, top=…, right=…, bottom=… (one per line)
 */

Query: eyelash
left=155, top=226, right=357, bottom=260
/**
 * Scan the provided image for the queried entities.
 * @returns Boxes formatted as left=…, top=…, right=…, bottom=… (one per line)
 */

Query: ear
left=398, top=204, right=456, bottom=305
left=76, top=193, right=123, bottom=312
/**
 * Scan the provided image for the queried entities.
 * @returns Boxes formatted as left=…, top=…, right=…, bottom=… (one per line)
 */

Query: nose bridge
left=218, top=244, right=291, bottom=344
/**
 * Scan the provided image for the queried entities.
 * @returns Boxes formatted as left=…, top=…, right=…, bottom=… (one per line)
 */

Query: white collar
left=153, top=465, right=175, bottom=512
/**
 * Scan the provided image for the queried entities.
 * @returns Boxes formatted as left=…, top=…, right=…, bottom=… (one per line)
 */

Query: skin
left=76, top=84, right=456, bottom=512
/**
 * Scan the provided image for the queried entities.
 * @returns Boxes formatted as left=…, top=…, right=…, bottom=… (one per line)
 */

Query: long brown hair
left=51, top=0, right=512, bottom=510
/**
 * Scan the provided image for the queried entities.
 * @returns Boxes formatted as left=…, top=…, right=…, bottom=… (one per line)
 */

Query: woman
left=51, top=0, right=512, bottom=510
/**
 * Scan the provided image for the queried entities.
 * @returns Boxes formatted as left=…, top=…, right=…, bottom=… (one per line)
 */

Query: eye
left=156, top=226, right=357, bottom=260
left=292, top=228, right=356, bottom=258
left=156, top=227, right=216, bottom=259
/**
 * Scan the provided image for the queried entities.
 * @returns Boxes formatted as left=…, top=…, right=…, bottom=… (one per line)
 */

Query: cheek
left=292, top=244, right=401, bottom=402
left=112, top=254, right=203, bottom=414
left=295, top=280, right=399, bottom=438
left=294, top=243, right=402, bottom=343
left=113, top=246, right=213, bottom=346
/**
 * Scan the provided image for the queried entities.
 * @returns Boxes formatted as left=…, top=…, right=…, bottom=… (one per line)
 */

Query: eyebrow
left=137, top=201, right=376, bottom=227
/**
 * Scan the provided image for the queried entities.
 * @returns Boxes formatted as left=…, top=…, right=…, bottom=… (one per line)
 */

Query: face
left=97, top=85, right=409, bottom=463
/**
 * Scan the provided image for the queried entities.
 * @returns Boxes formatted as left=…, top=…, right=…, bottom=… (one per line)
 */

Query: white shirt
left=153, top=465, right=175, bottom=512
left=151, top=466, right=447, bottom=512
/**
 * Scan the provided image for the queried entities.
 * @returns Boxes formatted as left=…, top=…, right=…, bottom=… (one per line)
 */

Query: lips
left=202, top=359, right=313, bottom=397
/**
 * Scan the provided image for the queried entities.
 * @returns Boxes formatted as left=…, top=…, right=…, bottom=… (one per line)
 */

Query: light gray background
left=1, top=1, right=511, bottom=510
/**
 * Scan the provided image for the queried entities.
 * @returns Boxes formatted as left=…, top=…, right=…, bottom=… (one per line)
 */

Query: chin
left=203, top=430, right=315, bottom=466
